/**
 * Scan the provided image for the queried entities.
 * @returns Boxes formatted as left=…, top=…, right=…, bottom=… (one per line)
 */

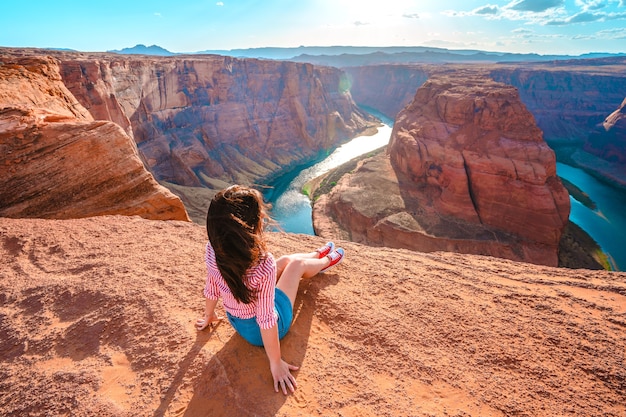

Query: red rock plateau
left=1, top=215, right=625, bottom=416
left=314, top=74, right=570, bottom=267
left=0, top=54, right=188, bottom=221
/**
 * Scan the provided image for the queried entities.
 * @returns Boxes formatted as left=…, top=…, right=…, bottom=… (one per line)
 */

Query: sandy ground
left=1, top=215, right=625, bottom=416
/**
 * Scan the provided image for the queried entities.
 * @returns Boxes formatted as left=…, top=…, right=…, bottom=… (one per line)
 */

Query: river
left=265, top=109, right=393, bottom=234
left=556, top=163, right=626, bottom=271
left=264, top=110, right=624, bottom=271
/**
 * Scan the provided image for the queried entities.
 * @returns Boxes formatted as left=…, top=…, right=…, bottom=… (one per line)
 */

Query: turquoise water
left=557, top=162, right=626, bottom=271
left=266, top=111, right=393, bottom=234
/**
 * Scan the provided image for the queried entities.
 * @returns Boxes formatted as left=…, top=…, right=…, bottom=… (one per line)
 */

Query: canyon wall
left=57, top=54, right=377, bottom=191
left=489, top=59, right=626, bottom=143
left=314, top=73, right=570, bottom=266
left=344, top=65, right=431, bottom=119
left=585, top=97, right=626, bottom=164
left=0, top=54, right=189, bottom=221
left=346, top=60, right=626, bottom=144
left=577, top=97, right=626, bottom=189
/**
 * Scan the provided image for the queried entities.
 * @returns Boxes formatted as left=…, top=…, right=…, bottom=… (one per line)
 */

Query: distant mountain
left=47, top=47, right=78, bottom=52
left=108, top=44, right=175, bottom=56
left=107, top=44, right=625, bottom=65
left=195, top=46, right=484, bottom=60
left=194, top=45, right=625, bottom=66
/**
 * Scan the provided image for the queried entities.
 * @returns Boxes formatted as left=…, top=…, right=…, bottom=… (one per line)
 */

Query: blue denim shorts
left=226, top=287, right=293, bottom=347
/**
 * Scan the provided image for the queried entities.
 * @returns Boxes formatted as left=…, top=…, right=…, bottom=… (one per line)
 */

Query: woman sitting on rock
left=195, top=184, right=344, bottom=394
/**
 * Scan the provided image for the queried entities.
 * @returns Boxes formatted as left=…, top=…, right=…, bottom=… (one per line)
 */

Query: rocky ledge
left=313, top=74, right=570, bottom=266
left=0, top=55, right=188, bottom=221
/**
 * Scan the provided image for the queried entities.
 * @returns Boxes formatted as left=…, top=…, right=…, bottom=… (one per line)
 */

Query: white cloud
left=441, top=5, right=499, bottom=17
left=403, top=13, right=420, bottom=19
left=216, top=2, right=224, bottom=6
left=475, top=5, right=499, bottom=15
left=573, top=27, right=626, bottom=39
left=512, top=28, right=534, bottom=37
left=506, top=0, right=565, bottom=12
left=546, top=9, right=626, bottom=24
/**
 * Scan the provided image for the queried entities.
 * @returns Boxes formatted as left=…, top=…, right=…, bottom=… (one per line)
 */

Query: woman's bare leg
left=276, top=257, right=331, bottom=307
left=275, top=252, right=319, bottom=280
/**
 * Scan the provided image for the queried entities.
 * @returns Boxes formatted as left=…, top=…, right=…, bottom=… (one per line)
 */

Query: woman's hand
left=270, top=359, right=299, bottom=395
left=195, top=311, right=222, bottom=331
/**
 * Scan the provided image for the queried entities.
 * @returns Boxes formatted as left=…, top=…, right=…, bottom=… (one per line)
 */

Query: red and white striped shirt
left=203, top=241, right=278, bottom=329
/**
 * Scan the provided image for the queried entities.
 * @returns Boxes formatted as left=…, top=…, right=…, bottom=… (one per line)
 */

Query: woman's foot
left=320, top=248, right=344, bottom=273
left=316, top=242, right=335, bottom=258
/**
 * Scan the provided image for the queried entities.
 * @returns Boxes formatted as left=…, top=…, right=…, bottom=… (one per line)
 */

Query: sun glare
left=331, top=0, right=416, bottom=23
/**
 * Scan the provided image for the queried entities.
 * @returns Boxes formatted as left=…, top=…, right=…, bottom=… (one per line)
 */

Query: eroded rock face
left=58, top=55, right=376, bottom=188
left=585, top=97, right=626, bottom=164
left=0, top=55, right=189, bottom=221
left=315, top=74, right=570, bottom=266
left=489, top=61, right=626, bottom=143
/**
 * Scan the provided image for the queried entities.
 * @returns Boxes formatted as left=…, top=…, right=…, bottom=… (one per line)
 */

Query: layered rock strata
left=57, top=54, right=376, bottom=189
left=314, top=74, right=570, bottom=266
left=0, top=55, right=189, bottom=221
left=586, top=97, right=626, bottom=164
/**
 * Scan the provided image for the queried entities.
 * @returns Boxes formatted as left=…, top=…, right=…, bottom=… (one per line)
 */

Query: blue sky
left=1, top=0, right=625, bottom=55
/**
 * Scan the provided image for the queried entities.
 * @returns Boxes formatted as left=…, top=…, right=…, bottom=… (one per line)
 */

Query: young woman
left=195, top=185, right=344, bottom=394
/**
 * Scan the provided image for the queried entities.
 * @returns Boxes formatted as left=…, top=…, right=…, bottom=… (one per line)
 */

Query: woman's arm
left=260, top=325, right=299, bottom=395
left=195, top=298, right=222, bottom=330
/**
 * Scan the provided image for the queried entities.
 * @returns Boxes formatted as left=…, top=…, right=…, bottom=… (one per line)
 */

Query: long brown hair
left=206, top=185, right=269, bottom=304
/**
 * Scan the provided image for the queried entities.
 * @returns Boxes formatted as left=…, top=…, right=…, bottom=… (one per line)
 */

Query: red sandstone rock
left=1, top=216, right=625, bottom=416
left=315, top=74, right=570, bottom=266
left=0, top=55, right=189, bottom=221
